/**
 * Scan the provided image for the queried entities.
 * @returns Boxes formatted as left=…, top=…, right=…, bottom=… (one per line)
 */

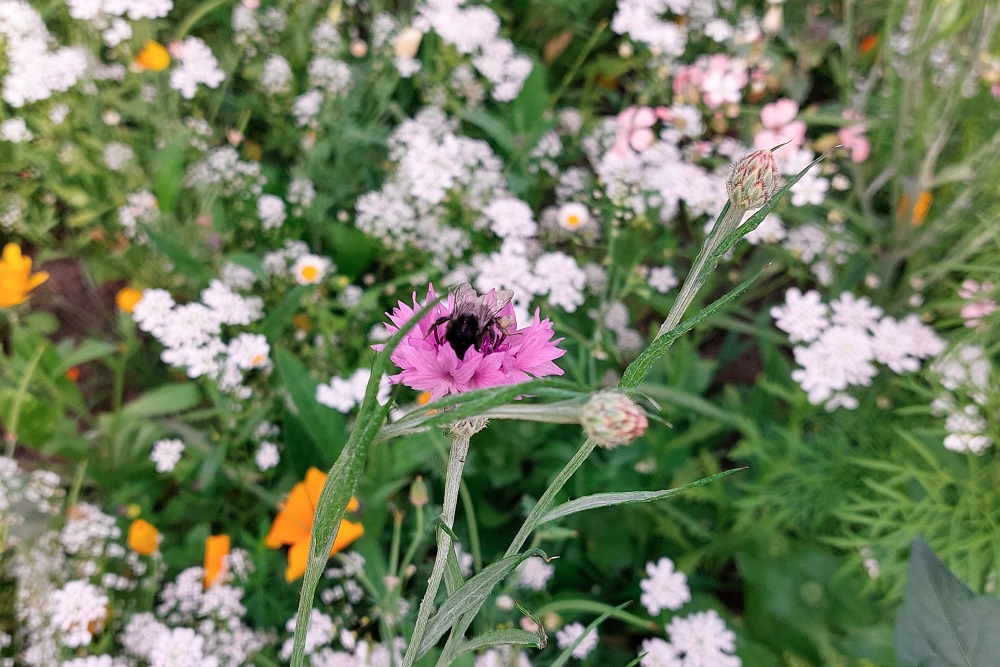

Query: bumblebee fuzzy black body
left=444, top=313, right=483, bottom=359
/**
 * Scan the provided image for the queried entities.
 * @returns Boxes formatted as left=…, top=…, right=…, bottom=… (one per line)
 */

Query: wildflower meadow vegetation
left=2, top=0, right=999, bottom=665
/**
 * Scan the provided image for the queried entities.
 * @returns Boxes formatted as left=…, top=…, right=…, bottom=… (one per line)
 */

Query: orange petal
left=330, top=518, right=364, bottom=555
left=304, top=467, right=327, bottom=510
left=204, top=534, right=231, bottom=588
left=25, top=270, right=48, bottom=292
left=127, top=519, right=160, bottom=556
left=284, top=480, right=319, bottom=530
left=2, top=243, right=22, bottom=264
left=265, top=507, right=309, bottom=548
left=347, top=496, right=359, bottom=513
left=285, top=538, right=310, bottom=582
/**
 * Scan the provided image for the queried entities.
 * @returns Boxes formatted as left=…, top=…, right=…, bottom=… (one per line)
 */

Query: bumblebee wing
left=452, top=283, right=478, bottom=314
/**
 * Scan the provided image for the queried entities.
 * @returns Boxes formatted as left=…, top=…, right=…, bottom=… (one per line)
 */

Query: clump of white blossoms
left=48, top=580, right=109, bottom=648
left=612, top=0, right=723, bottom=58
left=257, top=194, right=287, bottom=230
left=150, top=438, right=185, bottom=473
left=169, top=37, right=226, bottom=99
left=640, top=557, right=691, bottom=615
left=930, top=344, right=993, bottom=454
left=316, top=368, right=392, bottom=413
left=413, top=0, right=532, bottom=101
left=0, top=0, right=88, bottom=107
left=513, top=556, right=555, bottom=590
left=278, top=606, right=407, bottom=665
left=255, top=441, right=280, bottom=471
left=556, top=622, right=599, bottom=660
left=132, top=280, right=269, bottom=398
left=772, top=289, right=944, bottom=410
left=184, top=147, right=266, bottom=199
left=0, top=117, right=33, bottom=143
left=641, top=610, right=741, bottom=667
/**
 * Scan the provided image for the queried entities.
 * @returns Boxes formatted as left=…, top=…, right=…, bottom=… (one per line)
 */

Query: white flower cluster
left=0, top=117, right=33, bottom=143
left=930, top=345, right=993, bottom=454
left=150, top=438, right=185, bottom=473
left=641, top=610, right=741, bottom=667
left=0, top=457, right=65, bottom=524
left=356, top=107, right=504, bottom=262
left=584, top=117, right=729, bottom=224
left=604, top=300, right=644, bottom=356
left=612, top=0, right=699, bottom=57
left=184, top=147, right=266, bottom=199
left=772, top=289, right=945, bottom=410
left=0, top=0, right=88, bottom=107
left=555, top=622, right=599, bottom=660
left=132, top=282, right=269, bottom=398
left=13, top=503, right=158, bottom=665
left=278, top=609, right=407, bottom=666
left=170, top=37, right=226, bottom=99
left=640, top=557, right=691, bottom=615
left=118, top=190, right=159, bottom=241
left=119, top=564, right=267, bottom=667
left=316, top=368, right=392, bottom=413
left=513, top=556, right=554, bottom=590
left=474, top=646, right=532, bottom=667
left=67, top=0, right=171, bottom=47
left=414, top=0, right=532, bottom=101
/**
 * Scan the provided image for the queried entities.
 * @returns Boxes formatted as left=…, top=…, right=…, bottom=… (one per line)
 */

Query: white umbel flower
left=150, top=439, right=185, bottom=473
left=639, top=557, right=690, bottom=615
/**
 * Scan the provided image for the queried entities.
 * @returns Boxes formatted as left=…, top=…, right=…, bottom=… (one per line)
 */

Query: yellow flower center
left=251, top=354, right=265, bottom=366
left=566, top=214, right=581, bottom=228
left=301, top=265, right=319, bottom=281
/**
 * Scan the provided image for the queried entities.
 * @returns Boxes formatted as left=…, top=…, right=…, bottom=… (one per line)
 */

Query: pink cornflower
left=377, top=285, right=565, bottom=400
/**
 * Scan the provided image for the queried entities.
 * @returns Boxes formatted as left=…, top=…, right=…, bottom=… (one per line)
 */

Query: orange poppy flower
left=265, top=467, right=363, bottom=582
left=204, top=534, right=231, bottom=588
left=127, top=518, right=161, bottom=556
left=0, top=243, right=48, bottom=308
left=116, top=287, right=143, bottom=314
left=135, top=41, right=171, bottom=72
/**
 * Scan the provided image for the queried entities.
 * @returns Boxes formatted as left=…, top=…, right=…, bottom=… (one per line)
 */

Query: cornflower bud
left=409, top=475, right=428, bottom=508
left=726, top=149, right=780, bottom=209
left=582, top=391, right=649, bottom=448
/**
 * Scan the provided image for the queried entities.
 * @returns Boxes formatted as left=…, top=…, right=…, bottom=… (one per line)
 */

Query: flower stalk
left=402, top=418, right=487, bottom=667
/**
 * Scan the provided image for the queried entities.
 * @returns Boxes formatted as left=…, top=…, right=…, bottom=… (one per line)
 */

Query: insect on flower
left=427, top=283, right=515, bottom=359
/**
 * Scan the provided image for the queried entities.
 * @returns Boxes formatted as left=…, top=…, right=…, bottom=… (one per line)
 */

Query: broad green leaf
left=539, top=468, right=744, bottom=525
left=290, top=296, right=444, bottom=667
left=620, top=268, right=765, bottom=388
left=549, top=602, right=628, bottom=667
left=457, top=109, right=516, bottom=155
left=274, top=348, right=345, bottom=461
left=895, top=537, right=1000, bottom=667
left=121, top=383, right=201, bottom=418
left=453, top=629, right=545, bottom=660
left=418, top=549, right=550, bottom=658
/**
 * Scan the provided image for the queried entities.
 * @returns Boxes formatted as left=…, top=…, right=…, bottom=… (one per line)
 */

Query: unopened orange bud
left=135, top=41, right=171, bottom=72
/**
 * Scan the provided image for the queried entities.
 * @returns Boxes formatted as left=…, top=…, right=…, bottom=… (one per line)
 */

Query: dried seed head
left=726, top=149, right=780, bottom=209
left=582, top=391, right=649, bottom=448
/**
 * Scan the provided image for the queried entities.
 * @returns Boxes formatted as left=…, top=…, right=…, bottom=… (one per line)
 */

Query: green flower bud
left=582, top=391, right=649, bottom=448
left=726, top=149, right=780, bottom=209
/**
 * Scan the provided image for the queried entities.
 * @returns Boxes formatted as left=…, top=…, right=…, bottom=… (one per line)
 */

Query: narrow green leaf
left=417, top=549, right=550, bottom=658
left=55, top=339, right=117, bottom=374
left=290, top=296, right=444, bottom=667
left=620, top=268, right=765, bottom=388
left=121, top=383, right=201, bottom=418
left=539, top=468, right=744, bottom=525
left=453, top=629, right=544, bottom=660
left=895, top=537, right=1000, bottom=667
left=549, top=602, right=629, bottom=667
left=274, top=347, right=345, bottom=461
left=533, top=599, right=657, bottom=632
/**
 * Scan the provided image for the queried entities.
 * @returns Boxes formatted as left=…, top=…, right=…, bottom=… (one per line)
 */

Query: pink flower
left=699, top=54, right=747, bottom=108
left=754, top=98, right=805, bottom=154
left=837, top=111, right=871, bottom=163
left=377, top=285, right=565, bottom=400
left=958, top=280, right=997, bottom=329
left=613, top=106, right=657, bottom=155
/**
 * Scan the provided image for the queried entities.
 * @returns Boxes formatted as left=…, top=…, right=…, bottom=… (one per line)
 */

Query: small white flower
left=257, top=194, right=287, bottom=230
left=514, top=557, right=554, bottom=590
left=640, top=557, right=690, bottom=615
left=255, top=441, right=280, bottom=471
left=291, top=253, right=332, bottom=285
left=150, top=439, right=185, bottom=473
left=557, top=202, right=590, bottom=231
left=648, top=266, right=679, bottom=293
left=555, top=622, right=599, bottom=660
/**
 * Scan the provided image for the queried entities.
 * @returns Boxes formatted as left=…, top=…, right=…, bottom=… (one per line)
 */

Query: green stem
left=401, top=419, right=482, bottom=667
left=5, top=343, right=44, bottom=458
